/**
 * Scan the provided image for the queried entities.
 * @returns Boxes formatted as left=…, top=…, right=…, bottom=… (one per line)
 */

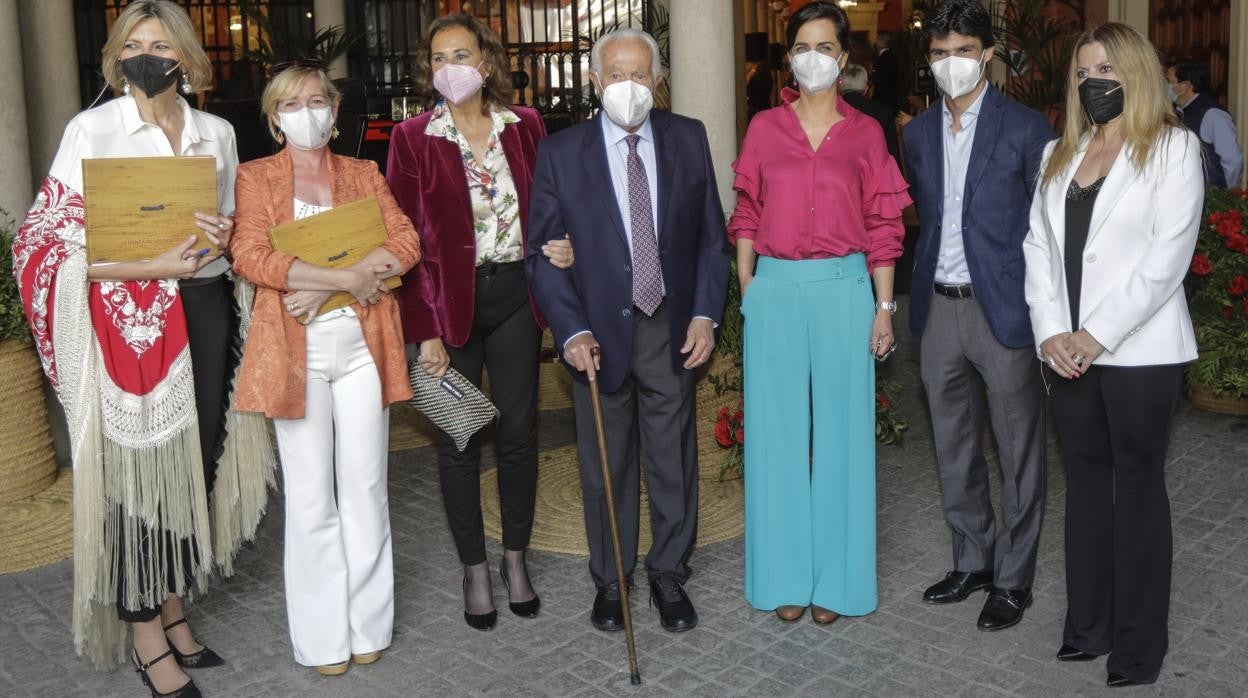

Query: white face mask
left=277, top=106, right=335, bottom=150
left=1165, top=81, right=1180, bottom=104
left=791, top=50, right=843, bottom=93
left=598, top=79, right=654, bottom=129
left=932, top=51, right=987, bottom=99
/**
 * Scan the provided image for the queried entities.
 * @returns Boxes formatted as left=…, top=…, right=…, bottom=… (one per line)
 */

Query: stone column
left=1106, top=0, right=1149, bottom=36
left=0, top=0, right=33, bottom=218
left=1231, top=0, right=1248, bottom=187
left=19, top=0, right=79, bottom=190
left=670, top=0, right=739, bottom=212
left=314, top=0, right=349, bottom=79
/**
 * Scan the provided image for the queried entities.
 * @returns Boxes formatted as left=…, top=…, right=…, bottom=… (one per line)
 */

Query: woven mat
left=0, top=468, right=73, bottom=574
left=480, top=446, right=743, bottom=556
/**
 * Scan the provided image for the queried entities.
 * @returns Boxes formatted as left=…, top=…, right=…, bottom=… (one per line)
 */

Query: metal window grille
left=73, top=0, right=315, bottom=107
left=346, top=0, right=652, bottom=124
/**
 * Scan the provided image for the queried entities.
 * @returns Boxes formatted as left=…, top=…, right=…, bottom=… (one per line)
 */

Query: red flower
left=1227, top=234, right=1248, bottom=254
left=735, top=426, right=745, bottom=446
left=714, top=420, right=734, bottom=448
left=732, top=410, right=744, bottom=423
left=717, top=406, right=730, bottom=420
left=1190, top=253, right=1214, bottom=276
left=876, top=392, right=891, bottom=409
left=1230, top=275, right=1248, bottom=297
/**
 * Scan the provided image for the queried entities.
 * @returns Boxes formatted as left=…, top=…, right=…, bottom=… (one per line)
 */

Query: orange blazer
left=231, top=150, right=421, bottom=419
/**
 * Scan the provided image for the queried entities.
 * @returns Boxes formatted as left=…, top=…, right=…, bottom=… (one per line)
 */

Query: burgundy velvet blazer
left=386, top=104, right=547, bottom=347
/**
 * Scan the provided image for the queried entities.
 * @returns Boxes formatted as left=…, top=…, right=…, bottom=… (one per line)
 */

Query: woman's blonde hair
left=101, top=0, right=213, bottom=94
left=259, top=66, right=342, bottom=141
left=1041, top=22, right=1181, bottom=188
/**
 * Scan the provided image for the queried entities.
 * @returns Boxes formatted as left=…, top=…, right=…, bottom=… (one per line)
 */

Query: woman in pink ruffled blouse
left=727, top=1, right=911, bottom=626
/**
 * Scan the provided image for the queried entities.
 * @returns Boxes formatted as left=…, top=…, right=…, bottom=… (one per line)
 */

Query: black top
left=1064, top=176, right=1106, bottom=328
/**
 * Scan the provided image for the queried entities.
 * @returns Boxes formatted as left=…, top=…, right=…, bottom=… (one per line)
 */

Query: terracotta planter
left=1187, top=381, right=1248, bottom=416
left=0, top=339, right=57, bottom=504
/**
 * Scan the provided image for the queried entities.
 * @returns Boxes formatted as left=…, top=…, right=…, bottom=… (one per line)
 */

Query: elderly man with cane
left=525, top=25, right=730, bottom=649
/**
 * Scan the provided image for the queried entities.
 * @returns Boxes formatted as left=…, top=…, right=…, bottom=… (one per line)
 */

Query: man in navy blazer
left=902, top=0, right=1054, bottom=632
left=525, top=28, right=729, bottom=634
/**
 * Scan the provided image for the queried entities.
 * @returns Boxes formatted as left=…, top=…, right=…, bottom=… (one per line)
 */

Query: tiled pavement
left=3, top=299, right=1248, bottom=697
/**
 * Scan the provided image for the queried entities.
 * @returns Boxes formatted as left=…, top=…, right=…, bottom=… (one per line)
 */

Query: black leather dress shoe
left=649, top=576, right=697, bottom=632
left=591, top=582, right=625, bottom=632
left=922, top=570, right=993, bottom=604
left=977, top=587, right=1032, bottom=631
left=1107, top=673, right=1144, bottom=687
left=1057, top=643, right=1098, bottom=661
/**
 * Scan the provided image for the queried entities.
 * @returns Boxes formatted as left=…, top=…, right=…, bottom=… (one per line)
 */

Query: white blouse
left=48, top=94, right=239, bottom=278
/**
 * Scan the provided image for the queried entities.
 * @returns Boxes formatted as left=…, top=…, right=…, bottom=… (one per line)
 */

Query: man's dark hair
left=922, top=0, right=995, bottom=52
left=1168, top=59, right=1210, bottom=94
left=785, top=1, right=851, bottom=52
left=877, top=31, right=894, bottom=48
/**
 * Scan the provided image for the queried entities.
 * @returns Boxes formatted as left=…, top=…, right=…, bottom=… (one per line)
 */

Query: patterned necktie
left=625, top=134, right=662, bottom=316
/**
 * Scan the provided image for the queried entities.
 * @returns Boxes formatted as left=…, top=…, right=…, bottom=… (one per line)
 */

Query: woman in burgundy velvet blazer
left=386, top=13, right=571, bottom=632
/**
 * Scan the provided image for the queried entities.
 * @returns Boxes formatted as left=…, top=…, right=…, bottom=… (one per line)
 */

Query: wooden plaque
left=83, top=156, right=220, bottom=265
left=267, top=197, right=402, bottom=315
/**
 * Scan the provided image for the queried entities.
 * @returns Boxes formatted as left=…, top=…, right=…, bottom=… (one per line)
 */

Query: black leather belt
left=934, top=282, right=974, bottom=299
left=476, top=260, right=523, bottom=276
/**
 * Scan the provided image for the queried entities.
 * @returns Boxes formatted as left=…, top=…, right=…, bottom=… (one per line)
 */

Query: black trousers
left=117, top=275, right=238, bottom=623
left=1050, top=363, right=1183, bottom=684
left=571, top=301, right=699, bottom=588
left=437, top=262, right=541, bottom=565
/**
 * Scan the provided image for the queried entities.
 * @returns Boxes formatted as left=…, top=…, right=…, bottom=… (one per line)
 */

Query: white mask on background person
left=599, top=79, right=653, bottom=129
left=277, top=106, right=335, bottom=150
left=932, top=51, right=987, bottom=99
left=1165, top=81, right=1180, bottom=104
left=791, top=50, right=843, bottom=93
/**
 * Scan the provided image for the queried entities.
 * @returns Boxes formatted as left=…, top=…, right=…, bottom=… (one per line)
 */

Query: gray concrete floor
left=2, top=300, right=1247, bottom=697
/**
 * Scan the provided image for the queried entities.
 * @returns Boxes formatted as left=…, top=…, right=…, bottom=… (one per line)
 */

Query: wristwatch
left=876, top=300, right=897, bottom=315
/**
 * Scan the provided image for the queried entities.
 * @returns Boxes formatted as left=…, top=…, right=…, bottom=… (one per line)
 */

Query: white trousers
left=274, top=312, right=394, bottom=666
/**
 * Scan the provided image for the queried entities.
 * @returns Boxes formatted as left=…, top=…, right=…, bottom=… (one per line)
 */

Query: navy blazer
left=525, top=110, right=731, bottom=393
left=903, top=83, right=1055, bottom=348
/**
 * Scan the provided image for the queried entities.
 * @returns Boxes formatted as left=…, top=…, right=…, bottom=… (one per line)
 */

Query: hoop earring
left=122, top=79, right=130, bottom=96
left=181, top=72, right=192, bottom=94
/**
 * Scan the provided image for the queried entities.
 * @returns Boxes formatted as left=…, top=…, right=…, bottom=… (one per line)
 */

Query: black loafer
left=649, top=575, right=697, bottom=632
left=591, top=582, right=625, bottom=632
left=922, top=570, right=993, bottom=604
left=977, top=587, right=1032, bottom=631
left=1107, top=673, right=1144, bottom=687
left=1057, top=643, right=1098, bottom=661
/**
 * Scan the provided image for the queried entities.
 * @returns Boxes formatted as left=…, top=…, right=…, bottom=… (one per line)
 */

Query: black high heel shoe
left=462, top=573, right=497, bottom=631
left=132, top=648, right=201, bottom=698
left=163, top=618, right=225, bottom=668
left=1056, top=643, right=1098, bottom=662
left=500, top=562, right=541, bottom=618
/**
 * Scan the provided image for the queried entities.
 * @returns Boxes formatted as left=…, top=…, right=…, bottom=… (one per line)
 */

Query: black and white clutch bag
left=407, top=363, right=498, bottom=452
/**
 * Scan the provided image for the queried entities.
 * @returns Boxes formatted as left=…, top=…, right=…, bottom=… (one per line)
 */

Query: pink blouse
left=728, top=89, right=911, bottom=272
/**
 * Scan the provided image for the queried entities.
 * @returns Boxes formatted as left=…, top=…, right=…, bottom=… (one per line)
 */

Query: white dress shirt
left=49, top=94, right=238, bottom=278
left=935, top=86, right=988, bottom=285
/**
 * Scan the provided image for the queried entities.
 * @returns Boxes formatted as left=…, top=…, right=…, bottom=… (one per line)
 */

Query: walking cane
left=587, top=347, right=642, bottom=685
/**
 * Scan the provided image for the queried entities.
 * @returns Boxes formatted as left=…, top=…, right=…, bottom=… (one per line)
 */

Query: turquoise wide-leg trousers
left=742, top=254, right=878, bottom=615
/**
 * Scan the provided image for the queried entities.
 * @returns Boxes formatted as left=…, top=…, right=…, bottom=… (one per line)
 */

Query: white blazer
left=1023, top=126, right=1204, bottom=367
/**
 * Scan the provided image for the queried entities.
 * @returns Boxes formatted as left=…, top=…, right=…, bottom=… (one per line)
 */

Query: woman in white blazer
left=1023, top=23, right=1203, bottom=688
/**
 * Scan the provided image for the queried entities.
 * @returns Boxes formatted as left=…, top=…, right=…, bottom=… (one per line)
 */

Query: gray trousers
left=920, top=294, right=1046, bottom=590
left=572, top=302, right=699, bottom=588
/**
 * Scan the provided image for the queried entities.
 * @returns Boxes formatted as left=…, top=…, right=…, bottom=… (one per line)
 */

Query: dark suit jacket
left=872, top=48, right=901, bottom=112
left=524, top=111, right=731, bottom=393
left=902, top=83, right=1055, bottom=348
left=844, top=90, right=900, bottom=165
left=386, top=105, right=547, bottom=347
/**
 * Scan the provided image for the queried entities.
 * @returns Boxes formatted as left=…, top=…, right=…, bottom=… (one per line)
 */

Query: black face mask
left=1078, top=77, right=1124, bottom=125
left=119, top=54, right=181, bottom=97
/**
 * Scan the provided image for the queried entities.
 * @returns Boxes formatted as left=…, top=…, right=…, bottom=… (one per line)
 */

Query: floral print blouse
left=425, top=100, right=523, bottom=265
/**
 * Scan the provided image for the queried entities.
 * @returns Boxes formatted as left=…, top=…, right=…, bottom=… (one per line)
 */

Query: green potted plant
left=1185, top=187, right=1248, bottom=414
left=0, top=210, right=59, bottom=503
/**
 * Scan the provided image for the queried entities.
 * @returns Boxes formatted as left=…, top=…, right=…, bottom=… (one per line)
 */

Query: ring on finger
left=1072, top=353, right=1085, bottom=366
